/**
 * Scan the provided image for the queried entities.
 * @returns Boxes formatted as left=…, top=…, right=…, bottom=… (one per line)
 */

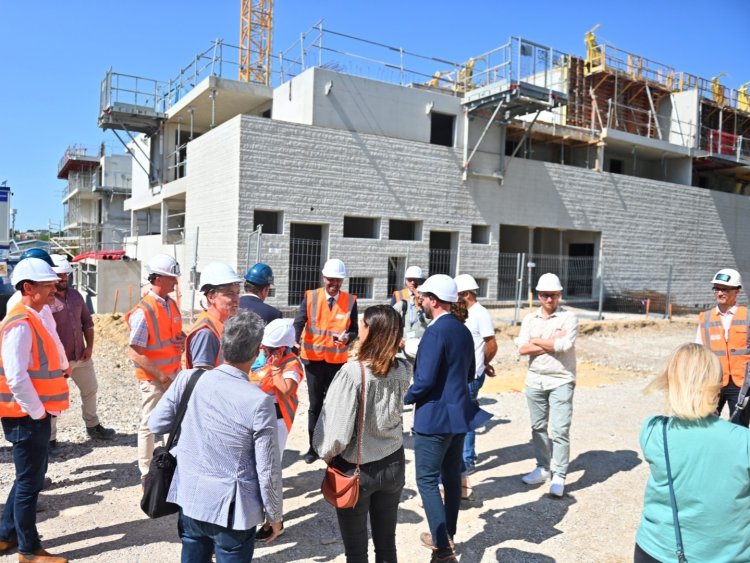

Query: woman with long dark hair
left=314, top=305, right=412, bottom=563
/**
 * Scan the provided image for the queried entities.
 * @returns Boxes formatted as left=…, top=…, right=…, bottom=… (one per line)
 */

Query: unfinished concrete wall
left=228, top=115, right=749, bottom=308
left=101, top=155, right=132, bottom=190
left=83, top=260, right=141, bottom=314
left=669, top=90, right=700, bottom=148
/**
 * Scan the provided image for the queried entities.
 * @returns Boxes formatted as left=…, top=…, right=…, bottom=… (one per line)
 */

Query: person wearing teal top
left=635, top=343, right=750, bottom=562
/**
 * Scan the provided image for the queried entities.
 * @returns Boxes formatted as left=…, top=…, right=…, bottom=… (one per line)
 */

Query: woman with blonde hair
left=314, top=305, right=412, bottom=563
left=635, top=343, right=750, bottom=562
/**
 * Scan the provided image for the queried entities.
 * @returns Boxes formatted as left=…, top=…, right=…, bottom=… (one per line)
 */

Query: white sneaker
left=521, top=467, right=551, bottom=485
left=549, top=475, right=565, bottom=497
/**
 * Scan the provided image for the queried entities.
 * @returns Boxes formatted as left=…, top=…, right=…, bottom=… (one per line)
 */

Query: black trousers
left=718, top=380, right=750, bottom=428
left=633, top=543, right=661, bottom=562
left=334, top=447, right=405, bottom=563
left=305, top=360, right=345, bottom=447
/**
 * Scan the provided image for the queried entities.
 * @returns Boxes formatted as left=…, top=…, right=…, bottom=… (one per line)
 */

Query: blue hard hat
left=20, top=248, right=54, bottom=267
left=244, top=263, right=274, bottom=286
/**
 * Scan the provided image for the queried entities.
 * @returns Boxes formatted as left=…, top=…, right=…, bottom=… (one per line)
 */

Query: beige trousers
left=50, top=358, right=100, bottom=441
left=137, top=379, right=166, bottom=478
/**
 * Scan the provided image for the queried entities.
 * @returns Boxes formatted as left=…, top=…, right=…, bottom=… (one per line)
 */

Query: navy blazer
left=404, top=313, right=492, bottom=434
left=239, top=295, right=282, bottom=325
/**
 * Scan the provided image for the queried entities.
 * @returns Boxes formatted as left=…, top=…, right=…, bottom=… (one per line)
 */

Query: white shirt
left=2, top=305, right=64, bottom=419
left=465, top=302, right=495, bottom=377
left=6, top=291, right=69, bottom=370
left=695, top=305, right=737, bottom=344
left=516, top=306, right=578, bottom=390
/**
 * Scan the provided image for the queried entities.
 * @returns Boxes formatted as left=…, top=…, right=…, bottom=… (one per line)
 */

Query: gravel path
left=0, top=314, right=696, bottom=562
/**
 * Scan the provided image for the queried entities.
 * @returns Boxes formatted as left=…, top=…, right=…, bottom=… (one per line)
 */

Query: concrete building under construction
left=96, top=26, right=750, bottom=312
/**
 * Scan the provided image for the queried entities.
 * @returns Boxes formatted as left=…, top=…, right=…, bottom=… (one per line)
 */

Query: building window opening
left=349, top=277, right=373, bottom=299
left=254, top=209, right=283, bottom=234
left=343, top=216, right=380, bottom=239
left=389, top=219, right=422, bottom=241
left=430, top=113, right=455, bottom=147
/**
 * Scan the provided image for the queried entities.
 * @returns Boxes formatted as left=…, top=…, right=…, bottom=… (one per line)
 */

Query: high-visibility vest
left=185, top=310, right=223, bottom=369
left=393, top=288, right=410, bottom=303
left=124, top=294, right=183, bottom=381
left=0, top=302, right=69, bottom=417
left=300, top=288, right=355, bottom=364
left=698, top=306, right=750, bottom=387
left=251, top=352, right=304, bottom=431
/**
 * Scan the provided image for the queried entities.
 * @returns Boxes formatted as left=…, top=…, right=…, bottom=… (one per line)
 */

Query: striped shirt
left=313, top=359, right=412, bottom=464
left=149, top=365, right=283, bottom=529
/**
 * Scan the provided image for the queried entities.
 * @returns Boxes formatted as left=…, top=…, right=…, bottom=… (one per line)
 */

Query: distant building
left=57, top=145, right=131, bottom=255
left=97, top=28, right=750, bottom=313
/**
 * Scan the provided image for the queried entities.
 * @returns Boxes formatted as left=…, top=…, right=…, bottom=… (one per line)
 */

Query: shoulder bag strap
left=662, top=417, right=687, bottom=563
left=355, top=361, right=366, bottom=472
left=166, top=368, right=205, bottom=450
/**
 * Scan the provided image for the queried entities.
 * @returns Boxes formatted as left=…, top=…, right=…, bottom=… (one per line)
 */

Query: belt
left=275, top=403, right=283, bottom=419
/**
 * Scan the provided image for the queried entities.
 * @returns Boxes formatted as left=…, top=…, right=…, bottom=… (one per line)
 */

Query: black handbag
left=140, top=369, right=204, bottom=518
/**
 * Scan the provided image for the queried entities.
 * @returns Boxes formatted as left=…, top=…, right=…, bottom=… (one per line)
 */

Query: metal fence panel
left=288, top=238, right=322, bottom=306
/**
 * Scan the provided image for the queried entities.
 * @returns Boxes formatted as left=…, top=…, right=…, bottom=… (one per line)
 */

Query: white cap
left=51, top=254, right=74, bottom=275
left=712, top=268, right=742, bottom=288
left=11, top=258, right=59, bottom=286
left=454, top=274, right=479, bottom=293
left=321, top=258, right=347, bottom=279
left=536, top=273, right=563, bottom=292
left=405, top=265, right=424, bottom=280
left=199, top=262, right=243, bottom=291
left=418, top=274, right=458, bottom=303
left=147, top=254, right=181, bottom=277
left=262, top=319, right=296, bottom=348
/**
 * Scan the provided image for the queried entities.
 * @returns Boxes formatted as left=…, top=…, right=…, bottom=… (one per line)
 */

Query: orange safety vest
left=393, top=288, right=411, bottom=303
left=185, top=310, right=224, bottom=369
left=124, top=294, right=183, bottom=381
left=0, top=302, right=69, bottom=417
left=251, top=352, right=304, bottom=431
left=301, top=288, right=356, bottom=364
left=698, top=306, right=750, bottom=387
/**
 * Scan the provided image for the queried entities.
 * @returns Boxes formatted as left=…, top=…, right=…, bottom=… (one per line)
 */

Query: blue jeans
left=414, top=432, right=465, bottom=549
left=0, top=415, right=51, bottom=555
left=462, top=373, right=485, bottom=470
left=178, top=511, right=256, bottom=563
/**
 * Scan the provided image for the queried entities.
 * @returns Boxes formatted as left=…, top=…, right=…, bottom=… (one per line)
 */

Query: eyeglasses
left=713, top=286, right=737, bottom=293
left=538, top=293, right=561, bottom=300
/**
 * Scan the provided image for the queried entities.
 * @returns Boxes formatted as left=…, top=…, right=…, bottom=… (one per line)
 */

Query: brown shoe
left=0, top=536, right=18, bottom=553
left=420, top=531, right=455, bottom=551
left=430, top=547, right=458, bottom=562
left=18, top=547, right=68, bottom=562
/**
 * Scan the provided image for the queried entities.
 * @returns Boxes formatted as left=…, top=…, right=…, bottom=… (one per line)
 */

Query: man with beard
left=49, top=255, right=115, bottom=442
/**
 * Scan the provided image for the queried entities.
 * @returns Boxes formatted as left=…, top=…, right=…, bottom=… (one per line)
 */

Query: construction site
left=37, top=5, right=745, bottom=317
left=0, top=2, right=748, bottom=562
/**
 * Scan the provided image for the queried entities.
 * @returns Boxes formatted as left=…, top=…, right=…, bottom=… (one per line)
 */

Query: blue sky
left=1, top=0, right=748, bottom=231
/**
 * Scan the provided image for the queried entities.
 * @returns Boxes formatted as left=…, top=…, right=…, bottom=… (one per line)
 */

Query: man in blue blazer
left=404, top=274, right=491, bottom=562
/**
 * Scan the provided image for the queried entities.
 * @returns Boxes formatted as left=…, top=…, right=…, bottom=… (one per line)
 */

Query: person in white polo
left=516, top=273, right=578, bottom=497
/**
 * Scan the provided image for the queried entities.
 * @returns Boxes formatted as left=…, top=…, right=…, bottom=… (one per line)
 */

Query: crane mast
left=239, top=0, right=273, bottom=85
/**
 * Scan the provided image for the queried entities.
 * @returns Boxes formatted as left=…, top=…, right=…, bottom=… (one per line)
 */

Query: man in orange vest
left=0, top=258, right=69, bottom=563
left=185, top=262, right=243, bottom=369
left=696, top=268, right=750, bottom=427
left=390, top=265, right=424, bottom=305
left=293, top=258, right=358, bottom=464
left=125, top=254, right=185, bottom=481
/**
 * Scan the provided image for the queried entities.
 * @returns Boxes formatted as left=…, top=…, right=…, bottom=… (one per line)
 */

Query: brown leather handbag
left=321, top=361, right=366, bottom=509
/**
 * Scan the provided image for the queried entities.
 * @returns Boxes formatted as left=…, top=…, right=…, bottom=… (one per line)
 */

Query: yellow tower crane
left=239, top=0, right=274, bottom=85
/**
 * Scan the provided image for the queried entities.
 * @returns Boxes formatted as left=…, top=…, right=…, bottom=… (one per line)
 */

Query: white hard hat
left=51, top=254, right=74, bottom=275
left=405, top=265, right=424, bottom=280
left=536, top=273, right=563, bottom=292
left=712, top=268, right=742, bottom=288
left=199, top=262, right=243, bottom=292
left=321, top=258, right=347, bottom=279
left=146, top=254, right=181, bottom=277
left=418, top=274, right=458, bottom=303
left=454, top=274, right=479, bottom=293
left=11, top=258, right=59, bottom=286
left=262, top=319, right=296, bottom=348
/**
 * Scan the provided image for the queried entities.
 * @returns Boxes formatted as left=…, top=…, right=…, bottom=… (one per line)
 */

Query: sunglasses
left=538, top=293, right=561, bottom=300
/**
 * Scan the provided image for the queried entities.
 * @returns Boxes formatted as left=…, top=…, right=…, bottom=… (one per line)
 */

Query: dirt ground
left=0, top=311, right=697, bottom=562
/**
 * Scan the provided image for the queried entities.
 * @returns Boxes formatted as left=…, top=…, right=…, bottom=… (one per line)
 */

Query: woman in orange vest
left=185, top=262, right=243, bottom=369
left=251, top=318, right=304, bottom=541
